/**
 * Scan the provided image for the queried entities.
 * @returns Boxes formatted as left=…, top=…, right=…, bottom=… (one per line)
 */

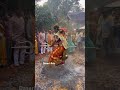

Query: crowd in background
left=0, top=9, right=85, bottom=68
left=87, top=9, right=120, bottom=58
left=0, top=10, right=35, bottom=67
left=35, top=28, right=85, bottom=56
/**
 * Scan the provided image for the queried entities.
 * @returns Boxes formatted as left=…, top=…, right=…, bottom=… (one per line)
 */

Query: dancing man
left=48, top=25, right=68, bottom=66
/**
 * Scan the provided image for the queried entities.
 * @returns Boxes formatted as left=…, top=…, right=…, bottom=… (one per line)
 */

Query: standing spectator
left=35, top=34, right=38, bottom=55
left=101, top=14, right=112, bottom=56
left=26, top=13, right=33, bottom=42
left=38, top=30, right=46, bottom=54
left=37, top=31, right=41, bottom=53
left=67, top=32, right=75, bottom=53
left=81, top=32, right=85, bottom=48
left=76, top=32, right=82, bottom=51
left=113, top=12, right=120, bottom=48
left=96, top=14, right=104, bottom=48
left=3, top=14, right=13, bottom=66
left=31, top=14, right=35, bottom=44
left=9, top=11, right=26, bottom=66
left=46, top=30, right=54, bottom=53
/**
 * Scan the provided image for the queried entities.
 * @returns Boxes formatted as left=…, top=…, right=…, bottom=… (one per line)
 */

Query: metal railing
left=11, top=41, right=34, bottom=54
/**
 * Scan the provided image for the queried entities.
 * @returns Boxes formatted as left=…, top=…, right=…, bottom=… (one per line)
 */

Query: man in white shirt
left=38, top=31, right=46, bottom=54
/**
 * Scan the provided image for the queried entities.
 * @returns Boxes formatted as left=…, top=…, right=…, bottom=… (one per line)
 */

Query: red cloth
left=59, top=28, right=67, bottom=32
left=48, top=46, right=65, bottom=63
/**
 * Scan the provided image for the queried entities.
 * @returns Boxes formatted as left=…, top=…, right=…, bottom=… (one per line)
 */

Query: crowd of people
left=86, top=9, right=120, bottom=62
left=35, top=25, right=85, bottom=62
left=0, top=10, right=35, bottom=67
left=0, top=10, right=85, bottom=67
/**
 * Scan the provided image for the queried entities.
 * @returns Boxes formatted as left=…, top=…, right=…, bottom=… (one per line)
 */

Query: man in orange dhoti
left=48, top=26, right=68, bottom=66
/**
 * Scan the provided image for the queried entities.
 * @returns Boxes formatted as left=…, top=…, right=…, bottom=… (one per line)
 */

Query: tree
left=35, top=0, right=83, bottom=31
left=47, top=0, right=82, bottom=30
left=47, top=0, right=81, bottom=18
left=35, top=4, right=56, bottom=31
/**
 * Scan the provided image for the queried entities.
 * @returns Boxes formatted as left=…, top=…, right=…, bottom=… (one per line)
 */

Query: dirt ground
left=86, top=50, right=120, bottom=90
left=2, top=49, right=120, bottom=90
left=35, top=49, right=85, bottom=90
left=0, top=61, right=34, bottom=90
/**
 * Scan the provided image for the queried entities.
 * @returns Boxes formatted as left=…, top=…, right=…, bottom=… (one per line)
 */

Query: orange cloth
left=48, top=46, right=65, bottom=63
left=47, top=33, right=54, bottom=45
left=48, top=32, right=68, bottom=65
left=35, top=38, right=38, bottom=55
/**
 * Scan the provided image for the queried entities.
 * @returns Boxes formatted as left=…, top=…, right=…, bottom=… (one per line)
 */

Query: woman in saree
left=48, top=29, right=68, bottom=66
left=67, top=32, right=75, bottom=53
left=0, top=22, right=7, bottom=66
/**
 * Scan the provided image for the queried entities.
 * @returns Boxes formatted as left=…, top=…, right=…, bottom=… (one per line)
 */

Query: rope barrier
left=11, top=40, right=34, bottom=54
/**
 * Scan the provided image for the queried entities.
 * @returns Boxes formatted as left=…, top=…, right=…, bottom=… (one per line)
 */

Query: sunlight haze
left=36, top=0, right=85, bottom=8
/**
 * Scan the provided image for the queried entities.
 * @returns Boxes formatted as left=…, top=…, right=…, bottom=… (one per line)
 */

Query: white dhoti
left=13, top=40, right=26, bottom=66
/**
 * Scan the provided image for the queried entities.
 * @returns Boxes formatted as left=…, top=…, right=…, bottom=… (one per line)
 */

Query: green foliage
left=35, top=4, right=56, bottom=31
left=47, top=0, right=81, bottom=28
left=35, top=0, right=82, bottom=31
left=47, top=0, right=79, bottom=18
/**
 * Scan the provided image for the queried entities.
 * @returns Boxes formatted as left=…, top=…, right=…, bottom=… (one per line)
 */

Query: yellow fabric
left=58, top=34, right=68, bottom=49
left=35, top=38, right=38, bottom=55
left=47, top=33, right=54, bottom=46
left=0, top=24, right=7, bottom=65
left=55, top=32, right=68, bottom=49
